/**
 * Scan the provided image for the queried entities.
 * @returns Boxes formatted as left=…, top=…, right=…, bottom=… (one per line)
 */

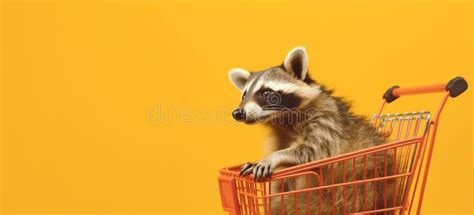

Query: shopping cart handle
left=383, top=76, right=468, bottom=103
left=446, top=76, right=468, bottom=97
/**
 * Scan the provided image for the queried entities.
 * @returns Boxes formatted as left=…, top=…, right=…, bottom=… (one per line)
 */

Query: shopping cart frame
left=218, top=77, right=468, bottom=215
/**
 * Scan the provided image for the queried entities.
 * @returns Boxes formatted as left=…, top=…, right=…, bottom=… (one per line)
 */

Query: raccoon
left=229, top=47, right=395, bottom=214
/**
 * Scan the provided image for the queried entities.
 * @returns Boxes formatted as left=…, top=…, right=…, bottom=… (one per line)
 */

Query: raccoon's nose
left=232, top=108, right=246, bottom=121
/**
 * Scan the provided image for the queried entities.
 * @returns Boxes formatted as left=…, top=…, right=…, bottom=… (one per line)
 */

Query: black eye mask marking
left=254, top=87, right=302, bottom=110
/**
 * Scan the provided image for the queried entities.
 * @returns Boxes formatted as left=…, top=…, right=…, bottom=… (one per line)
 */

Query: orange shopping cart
left=218, top=77, right=468, bottom=215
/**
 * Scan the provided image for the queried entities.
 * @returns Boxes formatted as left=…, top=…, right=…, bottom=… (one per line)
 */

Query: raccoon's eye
left=262, top=90, right=272, bottom=97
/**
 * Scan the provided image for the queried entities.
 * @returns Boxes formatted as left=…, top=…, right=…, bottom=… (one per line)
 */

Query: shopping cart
left=218, top=77, right=468, bottom=215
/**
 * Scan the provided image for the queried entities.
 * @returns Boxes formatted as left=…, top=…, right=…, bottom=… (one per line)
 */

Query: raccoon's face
left=229, top=47, right=321, bottom=124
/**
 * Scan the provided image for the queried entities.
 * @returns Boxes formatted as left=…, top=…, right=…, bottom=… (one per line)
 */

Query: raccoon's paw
left=252, top=160, right=273, bottom=181
left=240, top=162, right=256, bottom=177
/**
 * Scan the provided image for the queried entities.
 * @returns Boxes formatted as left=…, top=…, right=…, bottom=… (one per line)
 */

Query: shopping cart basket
left=218, top=77, right=468, bottom=215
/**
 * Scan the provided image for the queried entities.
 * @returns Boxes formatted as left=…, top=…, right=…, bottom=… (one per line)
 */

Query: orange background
left=1, top=0, right=472, bottom=214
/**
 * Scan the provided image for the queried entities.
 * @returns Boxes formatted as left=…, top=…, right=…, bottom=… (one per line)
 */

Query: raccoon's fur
left=229, top=47, right=396, bottom=214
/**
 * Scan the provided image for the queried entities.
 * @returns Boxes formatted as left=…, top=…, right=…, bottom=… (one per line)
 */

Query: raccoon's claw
left=240, top=162, right=255, bottom=176
left=252, top=161, right=273, bottom=181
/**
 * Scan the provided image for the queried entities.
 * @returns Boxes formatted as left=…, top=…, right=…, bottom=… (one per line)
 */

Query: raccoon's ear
left=229, top=68, right=250, bottom=91
left=283, top=47, right=308, bottom=80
